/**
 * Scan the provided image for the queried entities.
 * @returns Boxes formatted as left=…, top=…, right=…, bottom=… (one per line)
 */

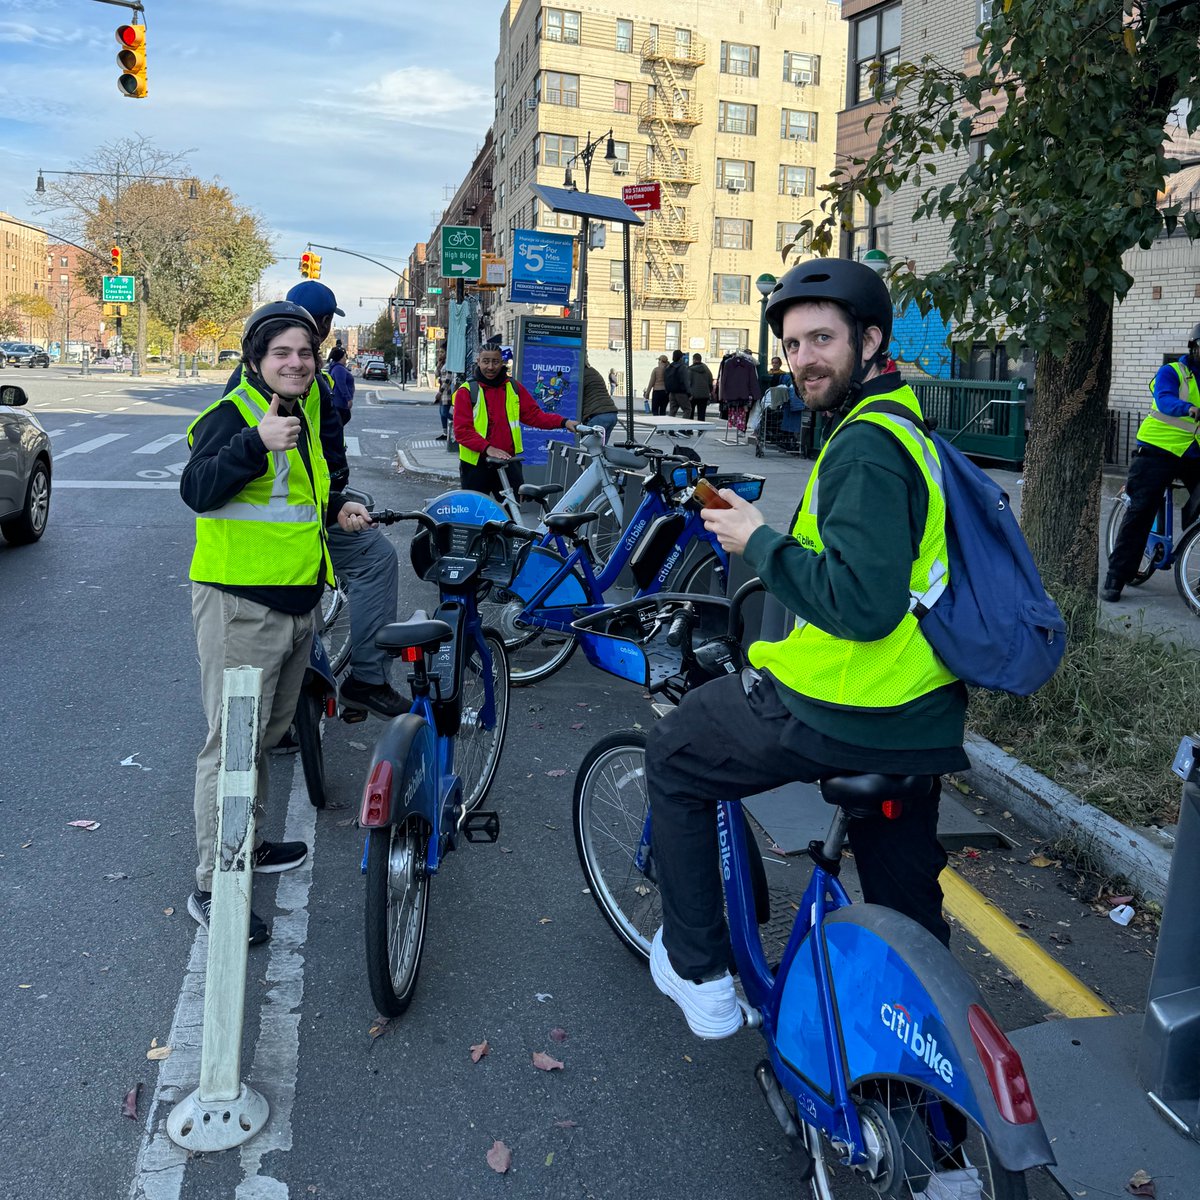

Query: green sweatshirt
left=743, top=389, right=968, bottom=761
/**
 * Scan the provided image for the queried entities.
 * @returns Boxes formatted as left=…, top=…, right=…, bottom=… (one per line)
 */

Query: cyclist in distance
left=453, top=339, right=577, bottom=498
left=1103, top=323, right=1200, bottom=602
left=644, top=259, right=969, bottom=1039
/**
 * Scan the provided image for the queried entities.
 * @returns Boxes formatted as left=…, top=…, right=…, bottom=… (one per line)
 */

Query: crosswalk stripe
left=133, top=432, right=187, bottom=455
left=55, top=433, right=128, bottom=458
left=344, top=436, right=361, bottom=457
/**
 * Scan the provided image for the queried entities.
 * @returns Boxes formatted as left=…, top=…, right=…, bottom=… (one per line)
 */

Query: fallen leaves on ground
left=1127, top=1168, right=1156, bottom=1197
left=368, top=1017, right=394, bottom=1040
left=68, top=820, right=101, bottom=831
left=569, top=722, right=585, bottom=730
left=146, top=1045, right=172, bottom=1062
left=534, top=992, right=553, bottom=1003
left=533, top=1051, right=564, bottom=1072
left=553, top=1119, right=578, bottom=1129
left=545, top=769, right=567, bottom=778
left=1029, top=855, right=1060, bottom=868
left=103, top=872, right=128, bottom=882
left=470, top=1040, right=489, bottom=1063
left=486, top=1140, right=512, bottom=1174
left=162, top=907, right=174, bottom=917
left=122, top=1082, right=142, bottom=1120
left=549, top=1027, right=567, bottom=1043
left=538, top=917, right=553, bottom=925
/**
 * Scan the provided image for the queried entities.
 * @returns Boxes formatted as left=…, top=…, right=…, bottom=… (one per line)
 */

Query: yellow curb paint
left=939, top=868, right=1116, bottom=1019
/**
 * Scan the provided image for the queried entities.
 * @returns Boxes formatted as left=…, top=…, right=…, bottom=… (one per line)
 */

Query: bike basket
left=706, top=472, right=765, bottom=503
left=670, top=461, right=711, bottom=489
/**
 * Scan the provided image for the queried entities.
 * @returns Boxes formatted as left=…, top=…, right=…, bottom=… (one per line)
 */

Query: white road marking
left=55, top=433, right=128, bottom=457
left=344, top=436, right=361, bottom=457
left=54, top=480, right=178, bottom=490
left=409, top=439, right=441, bottom=449
left=133, top=432, right=187, bottom=455
left=359, top=428, right=392, bottom=434
left=128, top=756, right=318, bottom=1200
left=115, top=406, right=130, bottom=411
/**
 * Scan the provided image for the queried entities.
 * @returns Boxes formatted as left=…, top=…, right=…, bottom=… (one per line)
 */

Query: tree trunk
left=1020, top=291, right=1112, bottom=621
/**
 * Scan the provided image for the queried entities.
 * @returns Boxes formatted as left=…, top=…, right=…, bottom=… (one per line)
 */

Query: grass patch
left=968, top=608, right=1197, bottom=829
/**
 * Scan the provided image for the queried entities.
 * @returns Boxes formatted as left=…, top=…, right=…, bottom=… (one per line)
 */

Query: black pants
left=647, top=673, right=950, bottom=981
left=692, top=398, right=709, bottom=423
left=651, top=390, right=669, bottom=416
left=459, top=458, right=523, bottom=501
left=1108, top=446, right=1200, bottom=584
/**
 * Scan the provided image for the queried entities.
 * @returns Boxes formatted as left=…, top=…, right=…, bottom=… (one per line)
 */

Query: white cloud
left=0, top=20, right=95, bottom=46
left=349, top=68, right=492, bottom=125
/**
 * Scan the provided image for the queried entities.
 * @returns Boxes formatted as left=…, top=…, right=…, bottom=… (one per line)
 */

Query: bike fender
left=307, top=635, right=337, bottom=692
left=358, top=713, right=440, bottom=830
left=814, top=905, right=1055, bottom=1172
left=507, top=545, right=589, bottom=607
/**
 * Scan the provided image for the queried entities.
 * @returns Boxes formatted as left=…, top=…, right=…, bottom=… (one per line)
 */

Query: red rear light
left=325, top=695, right=337, bottom=718
left=401, top=645, right=422, bottom=663
left=968, top=1004, right=1039, bottom=1124
left=881, top=799, right=903, bottom=820
left=360, top=761, right=393, bottom=827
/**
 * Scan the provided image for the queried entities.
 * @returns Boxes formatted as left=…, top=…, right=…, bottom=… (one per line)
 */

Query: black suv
left=2, top=343, right=50, bottom=368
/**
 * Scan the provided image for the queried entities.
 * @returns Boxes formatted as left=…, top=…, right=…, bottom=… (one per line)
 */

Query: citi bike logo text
left=717, top=808, right=732, bottom=881
left=880, top=1002, right=955, bottom=1085
left=404, top=759, right=426, bottom=805
left=656, top=544, right=683, bottom=584
left=622, top=517, right=647, bottom=552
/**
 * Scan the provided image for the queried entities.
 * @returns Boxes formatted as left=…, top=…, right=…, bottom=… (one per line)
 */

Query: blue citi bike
left=570, top=585, right=1054, bottom=1199
left=480, top=444, right=764, bottom=684
left=356, top=500, right=536, bottom=1016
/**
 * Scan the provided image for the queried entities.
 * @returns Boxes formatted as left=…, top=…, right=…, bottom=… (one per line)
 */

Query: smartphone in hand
left=692, top=477, right=732, bottom=510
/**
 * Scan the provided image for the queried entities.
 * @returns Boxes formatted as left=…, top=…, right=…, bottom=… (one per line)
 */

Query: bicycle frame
left=1149, top=486, right=1175, bottom=569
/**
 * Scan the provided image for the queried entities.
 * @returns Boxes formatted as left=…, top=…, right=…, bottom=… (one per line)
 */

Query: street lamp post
left=563, top=130, right=617, bottom=331
left=36, top=166, right=197, bottom=373
left=755, top=273, right=778, bottom=387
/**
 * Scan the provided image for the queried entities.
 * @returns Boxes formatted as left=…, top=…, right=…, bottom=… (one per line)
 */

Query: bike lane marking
left=128, top=754, right=318, bottom=1199
left=55, top=432, right=128, bottom=457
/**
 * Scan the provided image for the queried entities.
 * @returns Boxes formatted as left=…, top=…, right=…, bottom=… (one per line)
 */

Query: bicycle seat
left=544, top=511, right=599, bottom=536
left=602, top=443, right=648, bottom=470
left=376, top=615, right=455, bottom=655
left=819, top=773, right=935, bottom=818
left=518, top=483, right=563, bottom=503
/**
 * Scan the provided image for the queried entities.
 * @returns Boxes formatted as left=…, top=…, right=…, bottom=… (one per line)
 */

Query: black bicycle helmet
left=240, top=301, right=319, bottom=357
left=1189, top=322, right=1200, bottom=347
left=765, top=257, right=894, bottom=345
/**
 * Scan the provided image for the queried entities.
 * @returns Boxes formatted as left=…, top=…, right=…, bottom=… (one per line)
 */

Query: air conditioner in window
left=609, top=340, right=625, bottom=350
left=612, top=161, right=629, bottom=175
left=793, top=77, right=809, bottom=87
left=526, top=97, right=538, bottom=111
left=610, top=282, right=624, bottom=291
left=727, top=178, right=747, bottom=192
left=788, top=186, right=804, bottom=197
left=788, top=132, right=804, bottom=140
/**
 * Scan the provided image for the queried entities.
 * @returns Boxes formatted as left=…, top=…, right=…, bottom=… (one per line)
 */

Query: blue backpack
left=863, top=400, right=1066, bottom=696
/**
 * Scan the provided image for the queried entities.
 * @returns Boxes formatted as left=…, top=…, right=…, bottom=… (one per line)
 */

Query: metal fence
left=1104, top=408, right=1143, bottom=469
left=910, top=378, right=1028, bottom=464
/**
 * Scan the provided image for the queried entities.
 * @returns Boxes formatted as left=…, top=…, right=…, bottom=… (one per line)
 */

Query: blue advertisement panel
left=510, top=230, right=575, bottom=306
left=516, top=316, right=582, bottom=466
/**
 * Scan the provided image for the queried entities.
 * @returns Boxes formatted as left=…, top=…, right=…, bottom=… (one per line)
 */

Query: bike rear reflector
left=881, top=799, right=903, bottom=820
left=401, top=645, right=422, bottom=663
left=968, top=1003, right=1039, bottom=1124
left=325, top=696, right=337, bottom=718
left=360, top=761, right=393, bottom=827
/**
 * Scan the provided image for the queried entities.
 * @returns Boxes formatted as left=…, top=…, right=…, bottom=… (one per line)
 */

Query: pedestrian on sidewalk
left=435, top=356, right=454, bottom=444
left=326, top=345, right=355, bottom=426
left=608, top=367, right=619, bottom=398
left=687, top=353, right=715, bottom=423
left=581, top=360, right=620, bottom=443
left=645, top=356, right=669, bottom=416
left=645, top=259, right=966, bottom=1039
left=454, top=342, right=577, bottom=498
left=666, top=349, right=692, bottom=419
left=181, top=301, right=377, bottom=946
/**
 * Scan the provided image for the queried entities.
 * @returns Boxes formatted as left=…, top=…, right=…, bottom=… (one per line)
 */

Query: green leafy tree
left=9, top=293, right=56, bottom=342
left=804, top=0, right=1200, bottom=613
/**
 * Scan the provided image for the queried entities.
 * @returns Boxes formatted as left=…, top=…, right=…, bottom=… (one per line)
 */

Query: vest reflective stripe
left=1136, top=362, right=1200, bottom=456
left=187, top=381, right=334, bottom=588
left=458, top=381, right=524, bottom=465
left=748, top=385, right=958, bottom=711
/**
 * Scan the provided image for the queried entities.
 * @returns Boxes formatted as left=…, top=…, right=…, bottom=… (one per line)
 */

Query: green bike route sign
left=440, top=227, right=482, bottom=279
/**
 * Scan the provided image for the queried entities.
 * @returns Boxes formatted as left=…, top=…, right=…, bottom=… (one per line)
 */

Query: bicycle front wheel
left=293, top=689, right=327, bottom=809
left=1105, top=490, right=1157, bottom=586
left=485, top=594, right=578, bottom=686
left=320, top=582, right=353, bottom=674
left=573, top=731, right=658, bottom=962
left=1174, top=522, right=1200, bottom=616
left=364, top=817, right=430, bottom=1018
left=455, top=629, right=510, bottom=811
left=676, top=549, right=728, bottom=598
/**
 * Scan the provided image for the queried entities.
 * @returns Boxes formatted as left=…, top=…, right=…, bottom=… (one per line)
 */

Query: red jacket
left=453, top=374, right=567, bottom=456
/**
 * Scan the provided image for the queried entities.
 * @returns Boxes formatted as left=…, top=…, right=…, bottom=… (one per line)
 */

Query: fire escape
left=636, top=33, right=705, bottom=306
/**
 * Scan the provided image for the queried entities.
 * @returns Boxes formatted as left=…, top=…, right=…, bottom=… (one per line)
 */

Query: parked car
left=0, top=383, right=51, bottom=544
left=361, top=358, right=388, bottom=381
left=1, top=343, right=51, bottom=368
left=217, top=350, right=241, bottom=364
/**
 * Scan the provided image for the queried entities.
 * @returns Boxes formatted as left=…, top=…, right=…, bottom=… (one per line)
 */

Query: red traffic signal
left=110, top=246, right=123, bottom=274
left=116, top=24, right=147, bottom=99
left=300, top=252, right=314, bottom=278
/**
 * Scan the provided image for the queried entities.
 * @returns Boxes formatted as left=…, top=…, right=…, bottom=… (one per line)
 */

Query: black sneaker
left=188, top=889, right=270, bottom=946
left=251, top=840, right=308, bottom=873
left=339, top=676, right=407, bottom=719
left=270, top=726, right=300, bottom=754
left=1100, top=574, right=1123, bottom=603
left=435, top=433, right=448, bottom=441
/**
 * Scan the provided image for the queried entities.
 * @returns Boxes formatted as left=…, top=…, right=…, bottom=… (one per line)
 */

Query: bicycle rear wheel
left=1105, top=490, right=1158, bottom=586
left=486, top=595, right=578, bottom=686
left=588, top=490, right=623, bottom=564
left=320, top=582, right=353, bottom=674
left=1173, top=522, right=1200, bottom=616
left=293, top=688, right=327, bottom=809
left=802, top=1079, right=1028, bottom=1200
left=364, top=816, right=430, bottom=1018
left=573, top=731, right=658, bottom=962
left=676, top=548, right=728, bottom=598
left=455, top=629, right=510, bottom=811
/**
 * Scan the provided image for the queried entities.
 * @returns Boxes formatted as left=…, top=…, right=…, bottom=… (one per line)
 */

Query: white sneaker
left=918, top=1166, right=983, bottom=1200
left=649, top=928, right=742, bottom=1039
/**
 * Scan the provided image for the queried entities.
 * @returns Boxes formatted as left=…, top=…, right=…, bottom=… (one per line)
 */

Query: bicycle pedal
left=461, top=810, right=501, bottom=843
left=340, top=705, right=369, bottom=724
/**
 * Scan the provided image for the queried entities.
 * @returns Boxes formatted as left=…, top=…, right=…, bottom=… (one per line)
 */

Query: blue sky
left=0, top=0, right=501, bottom=322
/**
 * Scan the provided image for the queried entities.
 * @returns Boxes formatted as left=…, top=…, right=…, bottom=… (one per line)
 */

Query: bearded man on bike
left=1103, top=324, right=1200, bottom=602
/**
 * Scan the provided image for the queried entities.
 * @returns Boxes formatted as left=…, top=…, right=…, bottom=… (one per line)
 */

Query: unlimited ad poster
left=516, top=316, right=583, bottom=466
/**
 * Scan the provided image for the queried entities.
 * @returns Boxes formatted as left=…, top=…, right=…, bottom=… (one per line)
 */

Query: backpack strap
left=856, top=398, right=932, bottom=438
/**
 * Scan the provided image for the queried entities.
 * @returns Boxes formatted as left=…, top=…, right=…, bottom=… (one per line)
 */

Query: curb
left=963, top=732, right=1172, bottom=902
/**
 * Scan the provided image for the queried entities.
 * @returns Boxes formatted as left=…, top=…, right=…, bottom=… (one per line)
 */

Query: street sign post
left=396, top=297, right=416, bottom=308
left=102, top=275, right=136, bottom=303
left=427, top=287, right=443, bottom=295
left=440, top=226, right=482, bottom=279
left=415, top=306, right=437, bottom=316
left=620, top=182, right=662, bottom=213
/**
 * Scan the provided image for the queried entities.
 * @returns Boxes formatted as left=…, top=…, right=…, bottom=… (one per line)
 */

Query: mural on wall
left=890, top=300, right=954, bottom=379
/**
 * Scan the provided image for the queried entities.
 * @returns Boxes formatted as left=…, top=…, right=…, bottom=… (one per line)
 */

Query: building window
left=539, top=8, right=581, bottom=44
left=713, top=217, right=753, bottom=250
left=541, top=133, right=579, bottom=166
left=719, top=42, right=759, bottom=76
left=616, top=18, right=633, bottom=52
left=712, top=274, right=751, bottom=305
left=608, top=318, right=625, bottom=346
left=776, top=222, right=812, bottom=254
left=715, top=159, right=755, bottom=191
left=543, top=71, right=580, bottom=106
left=849, top=193, right=893, bottom=260
left=852, top=4, right=901, bottom=105
left=664, top=321, right=682, bottom=351
left=781, top=110, right=818, bottom=142
left=675, top=28, right=692, bottom=55
left=783, top=52, right=821, bottom=85
left=60, top=256, right=69, bottom=267
left=640, top=319, right=650, bottom=351
left=779, top=165, right=816, bottom=196
left=611, top=140, right=630, bottom=164
left=614, top=81, right=631, bottom=113
left=978, top=0, right=994, bottom=28
left=543, top=210, right=579, bottom=229
left=711, top=328, right=749, bottom=355
left=609, top=261, right=625, bottom=290
left=717, top=102, right=757, bottom=136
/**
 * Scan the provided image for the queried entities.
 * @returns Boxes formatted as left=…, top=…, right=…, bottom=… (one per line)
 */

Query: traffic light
left=310, top=254, right=322, bottom=279
left=110, top=246, right=122, bottom=275
left=103, top=304, right=127, bottom=318
left=116, top=24, right=147, bottom=99
left=299, top=251, right=322, bottom=279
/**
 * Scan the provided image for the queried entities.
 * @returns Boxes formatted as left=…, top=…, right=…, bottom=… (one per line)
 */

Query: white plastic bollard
left=167, top=666, right=270, bottom=1150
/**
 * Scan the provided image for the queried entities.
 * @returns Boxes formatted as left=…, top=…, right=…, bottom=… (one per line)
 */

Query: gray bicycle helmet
left=240, top=300, right=319, bottom=357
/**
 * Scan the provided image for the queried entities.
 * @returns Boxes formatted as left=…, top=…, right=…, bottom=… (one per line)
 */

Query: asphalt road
left=0, top=371, right=1157, bottom=1199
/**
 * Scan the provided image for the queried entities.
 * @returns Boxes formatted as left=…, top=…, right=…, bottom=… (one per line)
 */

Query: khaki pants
left=191, top=584, right=315, bottom=891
